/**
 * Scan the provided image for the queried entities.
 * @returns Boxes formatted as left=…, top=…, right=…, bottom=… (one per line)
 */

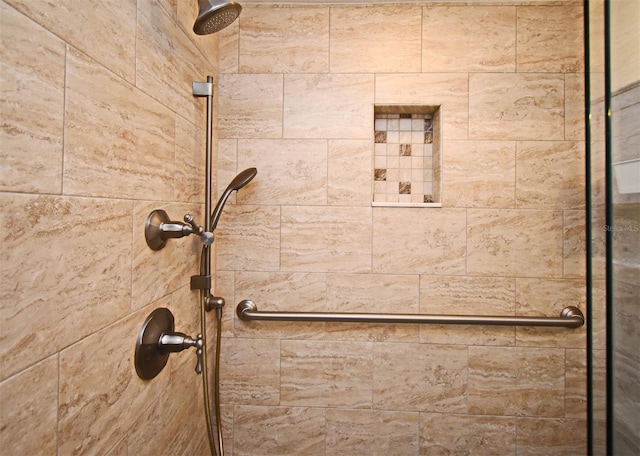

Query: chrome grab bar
left=236, top=300, right=585, bottom=329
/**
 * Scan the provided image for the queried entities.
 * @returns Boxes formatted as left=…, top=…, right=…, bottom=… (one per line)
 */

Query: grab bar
left=236, top=300, right=584, bottom=328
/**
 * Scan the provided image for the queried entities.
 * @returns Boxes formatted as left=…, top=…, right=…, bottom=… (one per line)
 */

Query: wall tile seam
left=56, top=30, right=200, bottom=126
left=224, top=331, right=573, bottom=348
left=235, top=8, right=582, bottom=75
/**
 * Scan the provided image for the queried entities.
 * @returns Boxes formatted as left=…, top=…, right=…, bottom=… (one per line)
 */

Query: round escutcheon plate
left=135, top=308, right=174, bottom=380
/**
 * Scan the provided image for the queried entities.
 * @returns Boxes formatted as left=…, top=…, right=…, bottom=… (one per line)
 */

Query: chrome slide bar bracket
left=192, top=81, right=213, bottom=97
left=236, top=300, right=585, bottom=329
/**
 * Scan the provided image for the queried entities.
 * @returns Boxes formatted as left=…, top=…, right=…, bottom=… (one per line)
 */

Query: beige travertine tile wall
left=216, top=1, right=587, bottom=455
left=1, top=0, right=218, bottom=453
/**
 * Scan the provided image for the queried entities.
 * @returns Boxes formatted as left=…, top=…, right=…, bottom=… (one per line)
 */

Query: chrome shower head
left=193, top=0, right=242, bottom=35
left=210, top=168, right=257, bottom=231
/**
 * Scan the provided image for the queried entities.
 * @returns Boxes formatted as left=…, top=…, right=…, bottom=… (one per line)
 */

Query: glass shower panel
left=588, top=0, right=640, bottom=454
left=608, top=0, right=640, bottom=452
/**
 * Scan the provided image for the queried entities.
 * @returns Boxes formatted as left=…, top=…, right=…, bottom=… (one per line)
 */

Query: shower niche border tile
left=373, top=104, right=442, bottom=208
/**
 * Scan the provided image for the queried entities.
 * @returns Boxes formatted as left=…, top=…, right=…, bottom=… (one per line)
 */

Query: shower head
left=210, top=168, right=257, bottom=231
left=227, top=167, right=257, bottom=192
left=193, top=0, right=242, bottom=35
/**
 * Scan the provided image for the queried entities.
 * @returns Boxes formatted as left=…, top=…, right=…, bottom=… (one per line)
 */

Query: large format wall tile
left=420, top=413, right=516, bottom=455
left=0, top=355, right=57, bottom=455
left=422, top=6, right=516, bottom=72
left=175, top=0, right=219, bottom=69
left=517, top=5, right=584, bottom=73
left=516, top=141, right=585, bottom=209
left=610, top=0, right=640, bottom=91
left=64, top=48, right=175, bottom=200
left=175, top=115, right=206, bottom=203
left=216, top=139, right=239, bottom=198
left=468, top=346, right=565, bottom=417
left=467, top=209, right=564, bottom=277
left=215, top=270, right=237, bottom=339
left=326, top=409, right=419, bottom=456
left=373, top=207, right=466, bottom=274
left=564, top=210, right=587, bottom=278
left=516, top=418, right=587, bottom=455
left=129, top=364, right=208, bottom=456
left=330, top=5, right=422, bottom=73
left=515, top=278, right=586, bottom=348
left=419, top=275, right=516, bottom=346
left=233, top=406, right=325, bottom=456
left=136, top=0, right=205, bottom=124
left=375, top=73, right=469, bottom=139
left=239, top=6, right=329, bottom=74
left=234, top=271, right=326, bottom=339
left=236, top=139, right=328, bottom=205
left=58, top=306, right=170, bottom=455
left=281, top=340, right=373, bottom=408
left=443, top=140, right=516, bottom=208
left=0, top=194, right=132, bottom=379
left=218, top=74, right=284, bottom=138
left=325, top=273, right=420, bottom=342
left=0, top=2, right=65, bottom=194
left=373, top=343, right=467, bottom=412
left=281, top=206, right=372, bottom=273
left=469, top=73, right=565, bottom=140
left=215, top=204, right=282, bottom=271
left=220, top=337, right=281, bottom=405
left=328, top=140, right=372, bottom=206
left=5, top=0, right=136, bottom=83
left=565, top=73, right=586, bottom=141
left=565, top=349, right=588, bottom=419
left=284, top=74, right=374, bottom=139
left=218, top=19, right=240, bottom=74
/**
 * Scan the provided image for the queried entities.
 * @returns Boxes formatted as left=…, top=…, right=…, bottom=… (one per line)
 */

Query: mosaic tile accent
left=373, top=112, right=434, bottom=204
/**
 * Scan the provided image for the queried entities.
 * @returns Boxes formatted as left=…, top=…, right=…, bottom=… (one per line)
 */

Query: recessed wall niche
left=373, top=105, right=442, bottom=207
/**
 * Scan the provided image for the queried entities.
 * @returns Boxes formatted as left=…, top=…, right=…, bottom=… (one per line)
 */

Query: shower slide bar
left=236, top=300, right=585, bottom=329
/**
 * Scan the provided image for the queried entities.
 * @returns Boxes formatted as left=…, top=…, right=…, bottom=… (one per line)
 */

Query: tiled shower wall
left=215, top=1, right=588, bottom=454
left=1, top=0, right=218, bottom=453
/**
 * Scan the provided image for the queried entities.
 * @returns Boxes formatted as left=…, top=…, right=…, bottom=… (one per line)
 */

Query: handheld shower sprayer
left=143, top=168, right=257, bottom=251
left=210, top=167, right=257, bottom=231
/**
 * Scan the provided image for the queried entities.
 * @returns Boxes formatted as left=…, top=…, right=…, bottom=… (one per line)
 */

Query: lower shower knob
left=135, top=308, right=174, bottom=380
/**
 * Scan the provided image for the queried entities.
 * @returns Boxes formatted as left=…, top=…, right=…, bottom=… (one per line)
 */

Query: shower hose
left=199, top=247, right=225, bottom=456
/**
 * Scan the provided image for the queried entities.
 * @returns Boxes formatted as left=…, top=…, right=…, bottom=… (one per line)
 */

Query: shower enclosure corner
left=585, top=0, right=640, bottom=454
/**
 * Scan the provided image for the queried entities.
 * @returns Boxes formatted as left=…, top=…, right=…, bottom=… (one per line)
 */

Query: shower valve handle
left=194, top=334, right=203, bottom=375
left=158, top=331, right=204, bottom=375
left=184, top=214, right=214, bottom=246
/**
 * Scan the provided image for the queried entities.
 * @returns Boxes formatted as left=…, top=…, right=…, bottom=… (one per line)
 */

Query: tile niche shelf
left=373, top=105, right=442, bottom=208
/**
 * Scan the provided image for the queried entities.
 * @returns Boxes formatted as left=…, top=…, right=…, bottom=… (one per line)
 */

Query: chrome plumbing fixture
left=135, top=308, right=204, bottom=380
left=193, top=0, right=241, bottom=35
left=144, top=210, right=214, bottom=251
